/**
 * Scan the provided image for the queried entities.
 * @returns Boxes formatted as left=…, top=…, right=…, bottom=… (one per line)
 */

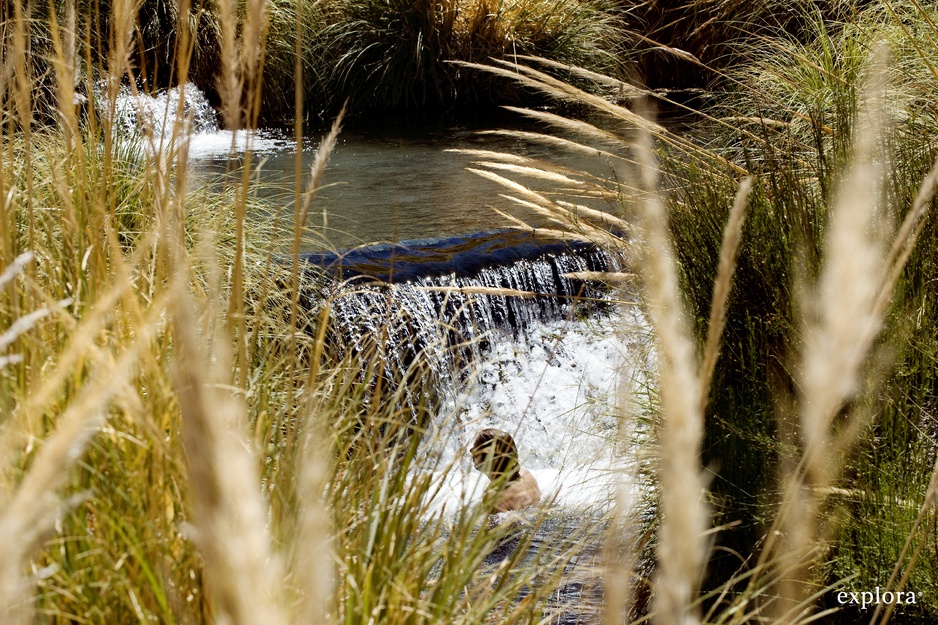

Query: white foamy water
left=106, top=82, right=291, bottom=156
left=185, top=128, right=292, bottom=158
left=425, top=303, right=651, bottom=512
left=106, top=81, right=217, bottom=137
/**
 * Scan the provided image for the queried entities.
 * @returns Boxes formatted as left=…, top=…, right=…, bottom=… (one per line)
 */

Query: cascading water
left=106, top=82, right=289, bottom=155
left=305, top=231, right=649, bottom=625
left=303, top=230, right=647, bottom=509
left=104, top=81, right=218, bottom=137
left=305, top=231, right=618, bottom=412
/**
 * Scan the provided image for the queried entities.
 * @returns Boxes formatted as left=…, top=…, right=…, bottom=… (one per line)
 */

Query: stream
left=124, top=82, right=651, bottom=622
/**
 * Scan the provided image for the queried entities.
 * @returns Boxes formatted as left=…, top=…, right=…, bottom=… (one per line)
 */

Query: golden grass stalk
left=171, top=273, right=289, bottom=625
left=632, top=123, right=707, bottom=625
left=294, top=439, right=334, bottom=624
left=0, top=304, right=65, bottom=363
left=477, top=161, right=586, bottom=186
left=478, top=130, right=627, bottom=161
left=217, top=0, right=242, bottom=130
left=466, top=165, right=630, bottom=252
left=501, top=105, right=634, bottom=150
left=0, top=289, right=168, bottom=625
left=512, top=54, right=646, bottom=96
left=293, top=306, right=335, bottom=624
left=604, top=323, right=655, bottom=625
left=106, top=0, right=139, bottom=100
left=445, top=148, right=532, bottom=164
left=286, top=108, right=343, bottom=416
left=459, top=58, right=747, bottom=175
left=769, top=51, right=891, bottom=623
left=698, top=177, right=752, bottom=415
left=242, top=0, right=270, bottom=90
left=0, top=252, right=33, bottom=291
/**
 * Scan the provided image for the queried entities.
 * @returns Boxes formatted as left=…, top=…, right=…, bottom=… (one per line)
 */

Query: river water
left=188, top=119, right=619, bottom=251
left=136, top=84, right=649, bottom=619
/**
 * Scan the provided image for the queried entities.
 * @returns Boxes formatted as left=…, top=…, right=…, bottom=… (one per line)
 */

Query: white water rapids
left=426, top=304, right=651, bottom=513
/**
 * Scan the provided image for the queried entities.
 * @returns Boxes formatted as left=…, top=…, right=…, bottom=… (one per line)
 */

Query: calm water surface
left=189, top=120, right=619, bottom=251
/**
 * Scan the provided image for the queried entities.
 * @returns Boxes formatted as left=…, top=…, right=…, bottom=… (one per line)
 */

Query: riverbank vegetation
left=434, top=2, right=938, bottom=622
left=2, top=0, right=938, bottom=624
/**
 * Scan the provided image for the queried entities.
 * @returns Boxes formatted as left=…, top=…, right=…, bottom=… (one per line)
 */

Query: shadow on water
left=478, top=510, right=608, bottom=624
left=302, top=229, right=612, bottom=283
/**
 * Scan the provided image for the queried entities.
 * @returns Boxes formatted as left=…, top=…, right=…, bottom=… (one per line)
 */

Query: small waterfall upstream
left=104, top=81, right=218, bottom=137
left=107, top=82, right=290, bottom=155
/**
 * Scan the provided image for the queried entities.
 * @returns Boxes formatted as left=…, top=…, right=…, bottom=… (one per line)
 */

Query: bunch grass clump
left=256, top=0, right=629, bottom=119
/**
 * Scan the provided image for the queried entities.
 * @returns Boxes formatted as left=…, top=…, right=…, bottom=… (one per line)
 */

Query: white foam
left=184, top=129, right=292, bottom=158
left=105, top=82, right=292, bottom=158
left=423, top=304, right=652, bottom=513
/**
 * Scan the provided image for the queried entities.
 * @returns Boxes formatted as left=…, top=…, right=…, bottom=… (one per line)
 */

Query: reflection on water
left=188, top=121, right=618, bottom=251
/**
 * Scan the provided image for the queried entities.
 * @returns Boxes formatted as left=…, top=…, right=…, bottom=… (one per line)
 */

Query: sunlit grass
left=4, top=0, right=938, bottom=624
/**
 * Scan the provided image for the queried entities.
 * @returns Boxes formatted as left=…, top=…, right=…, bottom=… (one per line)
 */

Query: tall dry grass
left=5, top=0, right=938, bottom=623
left=460, top=35, right=938, bottom=620
left=0, top=2, right=610, bottom=623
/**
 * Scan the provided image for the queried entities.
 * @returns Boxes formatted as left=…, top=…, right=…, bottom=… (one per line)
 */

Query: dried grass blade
left=553, top=200, right=632, bottom=230
left=478, top=162, right=585, bottom=186
left=172, top=283, right=287, bottom=625
left=466, top=167, right=557, bottom=209
left=513, top=55, right=647, bottom=96
left=775, top=49, right=891, bottom=621
left=501, top=105, right=633, bottom=149
left=0, top=252, right=33, bottom=289
left=631, top=120, right=707, bottom=625
left=698, top=177, right=752, bottom=414
left=0, top=292, right=168, bottom=625
left=444, top=148, right=532, bottom=164
left=476, top=130, right=628, bottom=162
left=562, top=271, right=636, bottom=284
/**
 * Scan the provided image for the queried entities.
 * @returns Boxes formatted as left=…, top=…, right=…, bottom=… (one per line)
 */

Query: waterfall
left=105, top=81, right=218, bottom=137
left=303, top=230, right=623, bottom=416
left=103, top=82, right=290, bottom=157
left=300, top=228, right=646, bottom=511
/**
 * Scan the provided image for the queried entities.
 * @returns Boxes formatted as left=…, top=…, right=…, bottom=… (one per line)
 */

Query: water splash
left=106, top=81, right=217, bottom=137
left=105, top=82, right=290, bottom=155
